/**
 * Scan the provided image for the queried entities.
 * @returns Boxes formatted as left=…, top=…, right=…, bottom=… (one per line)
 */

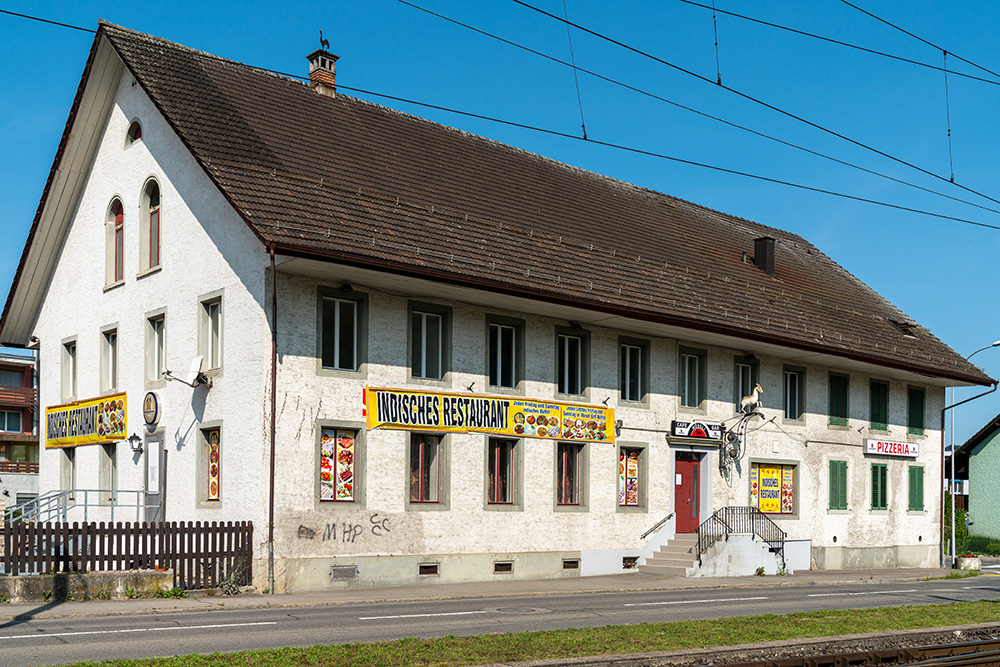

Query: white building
left=0, top=22, right=990, bottom=592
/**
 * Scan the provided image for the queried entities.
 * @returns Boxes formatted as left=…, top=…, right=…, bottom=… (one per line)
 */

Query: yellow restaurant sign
left=365, top=387, right=615, bottom=444
left=46, top=392, right=128, bottom=448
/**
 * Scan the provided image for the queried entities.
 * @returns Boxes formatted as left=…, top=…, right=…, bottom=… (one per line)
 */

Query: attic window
left=888, top=319, right=917, bottom=338
left=126, top=121, right=142, bottom=144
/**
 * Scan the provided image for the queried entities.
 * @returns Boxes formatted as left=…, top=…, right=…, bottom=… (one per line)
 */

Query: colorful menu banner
left=750, top=463, right=795, bottom=514
left=46, top=392, right=127, bottom=448
left=365, top=387, right=614, bottom=443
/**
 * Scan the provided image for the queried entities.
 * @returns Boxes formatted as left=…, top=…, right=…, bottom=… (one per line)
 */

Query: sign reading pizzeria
left=865, top=438, right=919, bottom=458
left=46, top=392, right=127, bottom=448
left=365, top=387, right=615, bottom=443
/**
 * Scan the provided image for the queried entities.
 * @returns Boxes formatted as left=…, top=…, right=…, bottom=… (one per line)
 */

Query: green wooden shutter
left=908, top=466, right=924, bottom=511
left=829, top=460, right=847, bottom=510
left=871, top=463, right=887, bottom=510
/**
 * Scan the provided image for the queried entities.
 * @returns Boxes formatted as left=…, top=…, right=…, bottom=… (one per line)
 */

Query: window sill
left=145, top=378, right=166, bottom=390
left=616, top=504, right=648, bottom=514
left=484, top=502, right=523, bottom=512
left=827, top=509, right=850, bottom=515
left=782, top=418, right=807, bottom=427
left=136, top=265, right=162, bottom=280
left=618, top=398, right=650, bottom=410
left=317, top=364, right=367, bottom=380
left=486, top=384, right=525, bottom=397
left=103, top=280, right=125, bottom=293
left=827, top=423, right=851, bottom=431
left=554, top=503, right=589, bottom=513
left=405, top=502, right=450, bottom=512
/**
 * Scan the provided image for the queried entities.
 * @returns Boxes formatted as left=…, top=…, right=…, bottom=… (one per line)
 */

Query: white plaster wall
left=33, top=72, right=271, bottom=534
left=271, top=270, right=944, bottom=572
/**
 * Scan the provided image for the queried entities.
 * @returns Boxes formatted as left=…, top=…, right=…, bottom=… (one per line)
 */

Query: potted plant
left=956, top=553, right=982, bottom=571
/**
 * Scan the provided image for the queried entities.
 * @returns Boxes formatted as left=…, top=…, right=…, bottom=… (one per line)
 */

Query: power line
left=4, top=6, right=1000, bottom=231
left=393, top=0, right=1000, bottom=218
left=0, top=8, right=94, bottom=33
left=333, top=83, right=1000, bottom=232
left=675, top=0, right=1000, bottom=87
left=508, top=0, right=1000, bottom=209
left=840, top=0, right=1000, bottom=81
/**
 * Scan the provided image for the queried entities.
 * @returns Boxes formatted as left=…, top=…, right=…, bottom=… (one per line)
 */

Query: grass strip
left=62, top=599, right=1000, bottom=667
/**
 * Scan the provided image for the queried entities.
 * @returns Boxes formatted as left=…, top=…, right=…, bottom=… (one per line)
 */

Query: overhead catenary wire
left=840, top=0, right=1000, bottom=81
left=332, top=83, right=1000, bottom=232
left=675, top=0, right=1000, bottom=87
left=508, top=0, right=1000, bottom=208
left=393, top=0, right=1000, bottom=218
left=944, top=51, right=956, bottom=183
left=4, top=6, right=1000, bottom=232
left=561, top=0, right=588, bottom=140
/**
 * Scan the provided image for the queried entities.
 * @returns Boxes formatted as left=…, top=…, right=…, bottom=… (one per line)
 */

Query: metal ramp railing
left=696, top=505, right=786, bottom=569
left=4, top=489, right=152, bottom=524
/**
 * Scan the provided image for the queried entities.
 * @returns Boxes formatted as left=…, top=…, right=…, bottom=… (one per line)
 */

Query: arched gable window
left=126, top=121, right=142, bottom=145
left=105, top=199, right=125, bottom=285
left=141, top=180, right=161, bottom=271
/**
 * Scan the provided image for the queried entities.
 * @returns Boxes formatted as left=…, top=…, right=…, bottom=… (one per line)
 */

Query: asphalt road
left=2, top=577, right=999, bottom=667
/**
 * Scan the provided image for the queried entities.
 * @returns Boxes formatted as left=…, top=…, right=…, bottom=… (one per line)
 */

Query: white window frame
left=489, top=323, right=518, bottom=389
left=557, top=334, right=584, bottom=395
left=101, top=327, right=118, bottom=393
left=198, top=292, right=223, bottom=372
left=146, top=314, right=166, bottom=383
left=321, top=297, right=359, bottom=371
left=411, top=310, right=444, bottom=380
left=62, top=339, right=77, bottom=401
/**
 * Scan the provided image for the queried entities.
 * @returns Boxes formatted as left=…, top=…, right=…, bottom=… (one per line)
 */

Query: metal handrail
left=696, top=506, right=786, bottom=568
left=4, top=489, right=151, bottom=524
left=640, top=512, right=675, bottom=540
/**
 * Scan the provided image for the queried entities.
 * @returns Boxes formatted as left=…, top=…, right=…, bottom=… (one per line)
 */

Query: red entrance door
left=675, top=458, right=700, bottom=533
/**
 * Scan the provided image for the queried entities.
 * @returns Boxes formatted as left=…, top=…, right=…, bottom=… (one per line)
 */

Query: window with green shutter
left=908, top=465, right=924, bottom=511
left=870, top=380, right=889, bottom=431
left=829, top=374, right=849, bottom=426
left=829, top=460, right=848, bottom=510
left=871, top=463, right=888, bottom=510
left=908, top=387, right=925, bottom=435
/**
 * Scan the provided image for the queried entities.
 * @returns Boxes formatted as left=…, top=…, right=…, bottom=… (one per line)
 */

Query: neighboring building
left=0, top=351, right=39, bottom=506
left=0, top=22, right=991, bottom=591
left=946, top=413, right=1000, bottom=533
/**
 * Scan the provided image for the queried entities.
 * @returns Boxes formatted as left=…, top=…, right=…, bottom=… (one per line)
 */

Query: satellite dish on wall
left=164, top=355, right=212, bottom=388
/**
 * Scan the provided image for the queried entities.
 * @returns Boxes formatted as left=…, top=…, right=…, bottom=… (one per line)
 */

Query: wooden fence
left=2, top=521, right=253, bottom=590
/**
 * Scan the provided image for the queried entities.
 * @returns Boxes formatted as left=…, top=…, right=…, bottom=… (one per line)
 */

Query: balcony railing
left=0, top=386, right=36, bottom=408
left=0, top=461, right=38, bottom=474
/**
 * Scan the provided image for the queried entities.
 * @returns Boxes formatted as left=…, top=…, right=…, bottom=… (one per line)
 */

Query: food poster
left=750, top=464, right=794, bottom=514
left=619, top=449, right=640, bottom=506
left=46, top=392, right=127, bottom=448
left=320, top=429, right=355, bottom=501
left=207, top=429, right=220, bottom=501
left=366, top=387, right=614, bottom=443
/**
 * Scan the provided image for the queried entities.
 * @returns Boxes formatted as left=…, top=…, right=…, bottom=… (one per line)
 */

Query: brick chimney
left=307, top=49, right=339, bottom=97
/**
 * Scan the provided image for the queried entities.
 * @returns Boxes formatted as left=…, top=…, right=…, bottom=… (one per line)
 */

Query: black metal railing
left=696, top=506, right=785, bottom=568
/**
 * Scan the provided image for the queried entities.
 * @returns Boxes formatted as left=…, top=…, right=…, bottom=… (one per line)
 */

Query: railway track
left=715, top=637, right=1000, bottom=667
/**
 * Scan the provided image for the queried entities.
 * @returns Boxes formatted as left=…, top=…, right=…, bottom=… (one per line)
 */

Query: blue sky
left=1, top=1, right=999, bottom=445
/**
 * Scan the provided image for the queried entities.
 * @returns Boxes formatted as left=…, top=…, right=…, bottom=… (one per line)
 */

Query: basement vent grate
left=562, top=559, right=580, bottom=570
left=329, top=565, right=358, bottom=581
left=418, top=563, right=440, bottom=576
left=493, top=561, right=513, bottom=574
left=622, top=557, right=638, bottom=569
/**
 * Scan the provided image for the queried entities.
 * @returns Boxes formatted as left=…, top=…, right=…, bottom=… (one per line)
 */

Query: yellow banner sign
left=46, top=393, right=127, bottom=448
left=365, top=387, right=614, bottom=443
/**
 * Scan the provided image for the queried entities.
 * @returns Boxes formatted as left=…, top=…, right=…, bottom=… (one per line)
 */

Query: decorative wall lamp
left=128, top=433, right=143, bottom=455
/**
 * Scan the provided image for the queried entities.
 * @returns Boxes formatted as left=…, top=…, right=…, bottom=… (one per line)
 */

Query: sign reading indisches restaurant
left=365, top=387, right=615, bottom=443
left=46, top=392, right=128, bottom=448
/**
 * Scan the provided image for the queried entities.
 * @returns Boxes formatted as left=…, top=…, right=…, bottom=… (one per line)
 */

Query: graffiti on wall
left=296, top=513, right=391, bottom=544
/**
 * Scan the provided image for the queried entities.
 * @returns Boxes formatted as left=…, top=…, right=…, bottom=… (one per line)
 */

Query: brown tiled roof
left=75, top=23, right=990, bottom=384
